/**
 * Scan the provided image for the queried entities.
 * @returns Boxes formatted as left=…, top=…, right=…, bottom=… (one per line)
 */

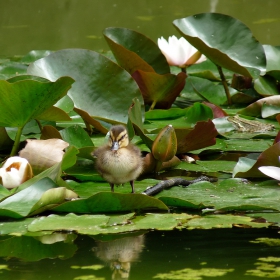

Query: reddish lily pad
left=202, top=102, right=228, bottom=118
left=103, top=27, right=170, bottom=74
left=176, top=120, right=218, bottom=154
left=238, top=96, right=280, bottom=117
left=132, top=70, right=186, bottom=109
left=233, top=142, right=280, bottom=178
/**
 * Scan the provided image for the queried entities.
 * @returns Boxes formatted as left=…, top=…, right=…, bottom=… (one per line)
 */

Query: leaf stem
left=216, top=64, right=231, bottom=105
left=35, top=119, right=43, bottom=132
left=155, top=160, right=163, bottom=173
left=10, top=126, right=24, bottom=156
left=149, top=100, right=157, bottom=111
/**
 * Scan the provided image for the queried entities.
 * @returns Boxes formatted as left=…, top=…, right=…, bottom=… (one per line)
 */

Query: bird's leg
left=130, top=180, right=135, bottom=193
left=110, top=183, right=115, bottom=192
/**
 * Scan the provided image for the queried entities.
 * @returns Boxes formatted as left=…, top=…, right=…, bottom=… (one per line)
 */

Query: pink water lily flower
left=258, top=159, right=280, bottom=181
left=158, top=35, right=206, bottom=68
left=0, top=156, right=33, bottom=189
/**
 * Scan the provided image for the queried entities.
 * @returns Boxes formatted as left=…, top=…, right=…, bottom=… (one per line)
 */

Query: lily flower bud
left=152, top=125, right=177, bottom=163
left=0, top=156, right=33, bottom=189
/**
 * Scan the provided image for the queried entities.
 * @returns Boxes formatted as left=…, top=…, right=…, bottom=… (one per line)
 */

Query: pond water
left=1, top=0, right=280, bottom=56
left=1, top=228, right=280, bottom=280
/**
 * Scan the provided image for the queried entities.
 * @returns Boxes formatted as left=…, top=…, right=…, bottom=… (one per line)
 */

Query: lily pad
left=0, top=178, right=58, bottom=218
left=173, top=13, right=266, bottom=77
left=27, top=49, right=144, bottom=124
left=263, top=44, right=280, bottom=80
left=103, top=27, right=170, bottom=74
left=190, top=76, right=238, bottom=105
left=233, top=141, right=280, bottom=178
left=132, top=70, right=186, bottom=109
left=185, top=214, right=270, bottom=229
left=0, top=75, right=74, bottom=127
left=53, top=192, right=169, bottom=214
left=238, top=95, right=280, bottom=117
left=254, top=75, right=279, bottom=96
left=157, top=178, right=280, bottom=212
left=28, top=213, right=193, bottom=235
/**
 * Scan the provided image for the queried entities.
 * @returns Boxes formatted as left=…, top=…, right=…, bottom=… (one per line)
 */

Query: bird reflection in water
left=93, top=235, right=145, bottom=279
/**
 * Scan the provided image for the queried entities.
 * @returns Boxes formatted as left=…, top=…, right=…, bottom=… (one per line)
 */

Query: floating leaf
left=263, top=45, right=280, bottom=80
left=190, top=76, right=238, bottom=105
left=238, top=95, right=280, bottom=117
left=203, top=102, right=228, bottom=118
left=0, top=177, right=57, bottom=218
left=53, top=192, right=169, bottom=214
left=28, top=49, right=144, bottom=124
left=233, top=142, right=280, bottom=178
left=132, top=70, right=186, bottom=109
left=28, top=213, right=192, bottom=235
left=173, top=13, right=266, bottom=77
left=20, top=50, right=53, bottom=63
left=157, top=179, right=280, bottom=212
left=0, top=75, right=74, bottom=127
left=103, top=27, right=170, bottom=74
left=40, top=125, right=62, bottom=140
left=185, top=214, right=269, bottom=229
left=176, top=120, right=217, bottom=153
left=254, top=75, right=279, bottom=96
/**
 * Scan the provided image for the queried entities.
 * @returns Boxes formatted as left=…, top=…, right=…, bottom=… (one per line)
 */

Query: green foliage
left=173, top=13, right=266, bottom=78
left=1, top=12, right=280, bottom=235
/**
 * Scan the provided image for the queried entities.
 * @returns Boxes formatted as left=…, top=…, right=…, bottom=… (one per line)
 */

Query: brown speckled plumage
left=93, top=125, right=143, bottom=193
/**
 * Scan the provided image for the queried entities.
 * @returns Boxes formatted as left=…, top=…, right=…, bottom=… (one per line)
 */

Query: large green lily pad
left=53, top=192, right=169, bottom=214
left=157, top=178, right=280, bottom=211
left=0, top=75, right=74, bottom=127
left=27, top=49, right=144, bottom=124
left=173, top=13, right=266, bottom=77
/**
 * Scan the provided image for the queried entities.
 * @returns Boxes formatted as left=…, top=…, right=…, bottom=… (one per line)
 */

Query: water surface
left=0, top=228, right=280, bottom=279
left=1, top=0, right=280, bottom=56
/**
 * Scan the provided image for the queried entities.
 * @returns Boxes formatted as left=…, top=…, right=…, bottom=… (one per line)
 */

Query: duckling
left=94, top=125, right=143, bottom=193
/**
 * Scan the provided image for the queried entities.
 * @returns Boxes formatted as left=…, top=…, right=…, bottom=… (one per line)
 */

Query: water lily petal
left=158, top=35, right=206, bottom=67
left=258, top=166, right=280, bottom=181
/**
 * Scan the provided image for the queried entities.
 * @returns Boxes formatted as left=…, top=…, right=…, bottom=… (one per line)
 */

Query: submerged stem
left=10, top=126, right=24, bottom=156
left=216, top=64, right=231, bottom=105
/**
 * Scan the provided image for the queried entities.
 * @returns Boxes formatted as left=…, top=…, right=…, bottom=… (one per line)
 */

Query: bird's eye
left=118, top=133, right=127, bottom=142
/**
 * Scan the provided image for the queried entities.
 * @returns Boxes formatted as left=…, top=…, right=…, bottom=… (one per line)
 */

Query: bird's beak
left=111, top=141, right=119, bottom=151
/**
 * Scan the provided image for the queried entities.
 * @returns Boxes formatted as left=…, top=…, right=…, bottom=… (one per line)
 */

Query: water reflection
left=0, top=229, right=280, bottom=279
left=93, top=235, right=144, bottom=279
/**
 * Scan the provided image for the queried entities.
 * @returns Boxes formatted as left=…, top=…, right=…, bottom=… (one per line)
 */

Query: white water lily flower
left=258, top=166, right=280, bottom=181
left=158, top=35, right=206, bottom=68
left=0, top=156, right=33, bottom=189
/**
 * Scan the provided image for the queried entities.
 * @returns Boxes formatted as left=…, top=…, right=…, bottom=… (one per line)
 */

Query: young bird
left=94, top=125, right=143, bottom=193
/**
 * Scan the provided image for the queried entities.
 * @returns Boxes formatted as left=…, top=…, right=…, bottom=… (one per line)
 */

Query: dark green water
left=1, top=0, right=280, bottom=56
left=1, top=228, right=280, bottom=279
